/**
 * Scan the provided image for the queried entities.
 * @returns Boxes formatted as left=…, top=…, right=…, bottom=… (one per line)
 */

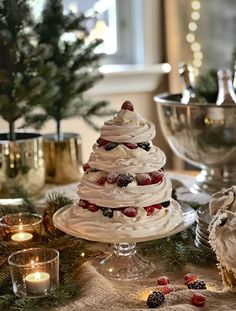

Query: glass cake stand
left=53, top=204, right=196, bottom=281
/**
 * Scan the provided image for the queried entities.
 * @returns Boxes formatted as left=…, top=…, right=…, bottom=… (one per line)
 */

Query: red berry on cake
left=98, top=138, right=109, bottom=147
left=157, top=276, right=170, bottom=285
left=153, top=204, right=162, bottom=209
left=124, top=143, right=138, bottom=149
left=82, top=163, right=90, bottom=172
left=121, top=100, right=134, bottom=111
left=87, top=203, right=99, bottom=212
left=136, top=173, right=152, bottom=185
left=191, top=293, right=206, bottom=307
left=150, top=171, right=163, bottom=184
left=107, top=171, right=119, bottom=184
left=184, top=273, right=198, bottom=285
left=123, top=207, right=138, bottom=217
left=144, top=206, right=155, bottom=216
left=96, top=176, right=107, bottom=185
left=161, top=285, right=175, bottom=295
left=79, top=199, right=88, bottom=209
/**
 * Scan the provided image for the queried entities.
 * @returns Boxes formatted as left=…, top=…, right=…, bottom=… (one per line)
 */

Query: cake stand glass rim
left=53, top=203, right=196, bottom=244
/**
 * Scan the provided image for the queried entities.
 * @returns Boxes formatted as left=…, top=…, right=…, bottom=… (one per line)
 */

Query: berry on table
left=161, top=201, right=170, bottom=208
left=82, top=163, right=90, bottom=172
left=184, top=273, right=198, bottom=285
left=105, top=142, right=118, bottom=151
left=149, top=171, right=163, bottom=184
left=157, top=276, right=170, bottom=286
left=123, top=207, right=137, bottom=217
left=96, top=176, right=107, bottom=185
left=101, top=207, right=113, bottom=218
left=137, top=142, right=151, bottom=151
left=144, top=206, right=155, bottom=216
left=107, top=171, right=119, bottom=184
left=187, top=280, right=207, bottom=290
left=98, top=138, right=109, bottom=147
left=124, top=143, right=138, bottom=149
left=161, top=285, right=175, bottom=295
left=147, top=291, right=165, bottom=308
left=191, top=293, right=206, bottom=307
left=136, top=173, right=152, bottom=185
left=116, top=173, right=134, bottom=187
left=121, top=100, right=134, bottom=111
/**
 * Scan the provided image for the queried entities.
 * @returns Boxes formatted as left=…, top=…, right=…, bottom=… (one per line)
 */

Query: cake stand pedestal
left=53, top=204, right=196, bottom=281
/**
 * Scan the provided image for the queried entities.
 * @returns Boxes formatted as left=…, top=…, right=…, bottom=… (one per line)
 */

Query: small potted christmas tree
left=0, top=0, right=51, bottom=197
left=25, top=0, right=114, bottom=184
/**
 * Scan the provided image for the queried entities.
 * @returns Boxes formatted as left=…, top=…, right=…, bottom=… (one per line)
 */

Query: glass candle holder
left=8, top=248, right=59, bottom=298
left=0, top=212, right=43, bottom=242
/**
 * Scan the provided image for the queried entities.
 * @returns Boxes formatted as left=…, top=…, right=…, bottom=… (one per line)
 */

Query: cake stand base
left=98, top=242, right=155, bottom=281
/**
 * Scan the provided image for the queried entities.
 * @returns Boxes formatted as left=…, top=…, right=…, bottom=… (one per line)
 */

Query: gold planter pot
left=43, top=133, right=83, bottom=184
left=0, top=133, right=45, bottom=198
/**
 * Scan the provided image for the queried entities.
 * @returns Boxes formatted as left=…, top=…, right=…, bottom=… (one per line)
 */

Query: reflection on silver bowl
left=154, top=93, right=236, bottom=194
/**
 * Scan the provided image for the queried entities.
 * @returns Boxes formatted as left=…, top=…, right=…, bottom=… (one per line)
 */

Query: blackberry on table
left=105, top=142, right=118, bottom=151
left=116, top=173, right=134, bottom=187
left=187, top=280, right=207, bottom=290
left=101, top=208, right=113, bottom=218
left=137, top=142, right=151, bottom=151
left=147, top=291, right=165, bottom=308
left=161, top=201, right=170, bottom=208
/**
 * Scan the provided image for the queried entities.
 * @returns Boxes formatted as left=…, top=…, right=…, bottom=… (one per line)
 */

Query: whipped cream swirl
left=88, top=144, right=166, bottom=174
left=100, top=109, right=155, bottom=143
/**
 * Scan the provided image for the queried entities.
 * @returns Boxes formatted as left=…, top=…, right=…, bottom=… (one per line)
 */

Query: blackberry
left=116, top=173, right=134, bottom=187
left=172, top=189, right=178, bottom=200
left=137, top=142, right=151, bottom=151
left=147, top=291, right=165, bottom=308
left=187, top=280, right=207, bottom=290
left=161, top=201, right=170, bottom=208
left=101, top=208, right=113, bottom=218
left=104, top=142, right=118, bottom=151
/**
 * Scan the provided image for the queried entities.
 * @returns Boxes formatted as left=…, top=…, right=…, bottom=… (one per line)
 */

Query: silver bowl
left=154, top=93, right=236, bottom=194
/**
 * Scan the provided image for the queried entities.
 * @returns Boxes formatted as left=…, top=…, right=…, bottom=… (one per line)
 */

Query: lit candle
left=25, top=272, right=50, bottom=293
left=11, top=232, right=33, bottom=242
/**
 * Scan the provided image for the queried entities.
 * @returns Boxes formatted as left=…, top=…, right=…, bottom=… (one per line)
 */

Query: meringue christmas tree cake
left=69, top=101, right=183, bottom=239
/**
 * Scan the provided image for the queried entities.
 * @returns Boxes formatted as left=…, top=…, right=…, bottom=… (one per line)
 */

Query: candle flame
left=35, top=272, right=40, bottom=280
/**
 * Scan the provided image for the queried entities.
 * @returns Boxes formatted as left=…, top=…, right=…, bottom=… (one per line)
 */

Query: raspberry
left=121, top=100, right=134, bottom=111
left=161, top=285, right=175, bottom=295
left=87, top=203, right=99, bottom=212
left=184, top=273, right=198, bottom=285
left=107, top=171, right=119, bottom=184
left=122, top=207, right=137, bottom=217
left=116, top=173, right=134, bottom=187
left=101, top=207, right=113, bottom=218
left=191, top=293, right=206, bottom=307
left=98, top=138, right=109, bottom=147
left=96, top=176, right=107, bottom=185
left=124, top=143, right=138, bottom=149
left=144, top=206, right=155, bottom=216
left=82, top=163, right=90, bottom=172
left=153, top=204, right=162, bottom=210
left=187, top=280, right=207, bottom=290
left=79, top=199, right=88, bottom=209
left=161, top=201, right=170, bottom=208
left=137, top=142, right=151, bottom=151
left=149, top=171, right=163, bottom=184
left=147, top=291, right=165, bottom=308
left=104, top=142, right=118, bottom=151
left=136, top=173, right=152, bottom=185
left=157, top=276, right=170, bottom=286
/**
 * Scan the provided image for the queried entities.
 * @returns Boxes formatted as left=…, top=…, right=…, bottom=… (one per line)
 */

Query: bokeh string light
left=185, top=0, right=203, bottom=76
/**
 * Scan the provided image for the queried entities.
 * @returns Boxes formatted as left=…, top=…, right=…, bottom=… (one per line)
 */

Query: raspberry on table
left=184, top=273, right=198, bottom=285
left=187, top=280, right=207, bottom=290
left=191, top=293, right=206, bottom=307
left=101, top=207, right=113, bottom=218
left=137, top=142, right=151, bottom=151
left=98, top=138, right=109, bottom=147
left=144, top=206, right=155, bottom=216
left=149, top=171, right=163, bottom=184
left=96, top=176, right=107, bottom=185
left=157, top=276, right=170, bottom=285
left=116, top=173, right=134, bottom=187
left=104, top=142, right=118, bottom=151
left=122, top=207, right=137, bottom=217
left=161, top=201, right=170, bottom=208
left=161, top=285, right=175, bottom=295
left=107, top=171, right=119, bottom=184
left=124, top=143, right=138, bottom=149
left=121, top=100, right=134, bottom=111
left=147, top=291, right=165, bottom=308
left=136, top=173, right=152, bottom=185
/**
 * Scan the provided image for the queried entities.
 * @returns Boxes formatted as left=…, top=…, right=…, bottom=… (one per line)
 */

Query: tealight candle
left=25, top=272, right=50, bottom=294
left=11, top=232, right=33, bottom=242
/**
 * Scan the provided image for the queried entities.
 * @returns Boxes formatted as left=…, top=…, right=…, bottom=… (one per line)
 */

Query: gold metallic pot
left=0, top=133, right=45, bottom=198
left=43, top=133, right=83, bottom=184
